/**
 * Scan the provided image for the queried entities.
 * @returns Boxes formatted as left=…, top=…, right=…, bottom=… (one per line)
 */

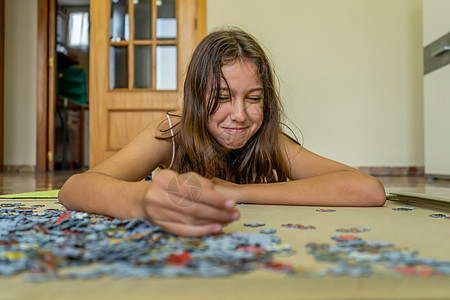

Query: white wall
left=4, top=0, right=37, bottom=165
left=208, top=0, right=424, bottom=167
left=3, top=0, right=424, bottom=168
left=423, top=0, right=450, bottom=45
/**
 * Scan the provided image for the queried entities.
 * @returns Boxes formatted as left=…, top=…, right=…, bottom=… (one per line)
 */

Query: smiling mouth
left=223, top=127, right=248, bottom=133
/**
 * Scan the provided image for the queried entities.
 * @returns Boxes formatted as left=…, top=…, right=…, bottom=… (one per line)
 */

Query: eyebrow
left=219, top=87, right=263, bottom=93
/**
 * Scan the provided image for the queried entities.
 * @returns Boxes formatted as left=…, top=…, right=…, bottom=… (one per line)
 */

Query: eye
left=247, top=96, right=262, bottom=101
left=218, top=95, right=231, bottom=102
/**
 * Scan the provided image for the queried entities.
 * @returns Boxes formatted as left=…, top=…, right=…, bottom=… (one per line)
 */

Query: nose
left=230, top=99, right=246, bottom=122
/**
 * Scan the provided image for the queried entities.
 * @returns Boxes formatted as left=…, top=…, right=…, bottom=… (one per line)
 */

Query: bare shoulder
left=155, top=111, right=182, bottom=139
left=279, top=133, right=304, bottom=159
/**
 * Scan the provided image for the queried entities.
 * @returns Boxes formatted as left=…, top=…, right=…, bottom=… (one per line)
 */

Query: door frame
left=196, top=0, right=206, bottom=44
left=36, top=0, right=206, bottom=171
left=36, top=0, right=49, bottom=172
left=36, top=0, right=57, bottom=172
left=0, top=0, right=4, bottom=170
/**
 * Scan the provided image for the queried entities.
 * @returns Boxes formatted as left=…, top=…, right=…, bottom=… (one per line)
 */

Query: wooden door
left=90, top=0, right=200, bottom=167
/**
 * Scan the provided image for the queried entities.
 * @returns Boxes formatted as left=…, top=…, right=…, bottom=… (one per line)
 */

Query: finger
left=185, top=203, right=240, bottom=223
left=154, top=170, right=236, bottom=210
left=148, top=209, right=225, bottom=226
left=150, top=201, right=241, bottom=225
left=156, top=220, right=223, bottom=237
left=195, top=186, right=236, bottom=210
left=175, top=173, right=237, bottom=210
left=143, top=191, right=240, bottom=225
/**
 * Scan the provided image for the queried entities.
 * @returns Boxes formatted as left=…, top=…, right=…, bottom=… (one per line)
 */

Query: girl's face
left=207, top=60, right=264, bottom=150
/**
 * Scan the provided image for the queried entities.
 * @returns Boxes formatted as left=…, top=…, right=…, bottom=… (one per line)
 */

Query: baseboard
left=1, top=164, right=425, bottom=176
left=3, top=165, right=35, bottom=173
left=358, top=166, right=424, bottom=176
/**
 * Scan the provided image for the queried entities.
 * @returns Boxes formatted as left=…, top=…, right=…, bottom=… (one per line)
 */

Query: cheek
left=207, top=105, right=227, bottom=130
left=211, top=105, right=230, bottom=123
left=247, top=103, right=264, bottom=122
left=206, top=118, right=213, bottom=133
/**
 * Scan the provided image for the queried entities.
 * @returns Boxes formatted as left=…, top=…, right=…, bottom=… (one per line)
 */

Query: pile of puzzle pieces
left=0, top=203, right=293, bottom=280
left=306, top=234, right=450, bottom=277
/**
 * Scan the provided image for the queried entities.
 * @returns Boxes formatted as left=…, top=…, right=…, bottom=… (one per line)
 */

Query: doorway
left=54, top=0, right=90, bottom=170
left=36, top=0, right=89, bottom=172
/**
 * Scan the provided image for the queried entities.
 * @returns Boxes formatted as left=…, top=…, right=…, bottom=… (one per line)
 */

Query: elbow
left=363, top=177, right=386, bottom=207
left=58, top=174, right=78, bottom=209
left=58, top=187, right=68, bottom=208
left=340, top=171, right=386, bottom=207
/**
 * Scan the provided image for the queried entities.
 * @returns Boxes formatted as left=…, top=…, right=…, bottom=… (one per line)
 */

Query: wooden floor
left=0, top=170, right=83, bottom=195
left=1, top=170, right=450, bottom=197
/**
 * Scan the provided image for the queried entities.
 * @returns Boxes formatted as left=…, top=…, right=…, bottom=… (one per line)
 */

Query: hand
left=140, top=169, right=240, bottom=236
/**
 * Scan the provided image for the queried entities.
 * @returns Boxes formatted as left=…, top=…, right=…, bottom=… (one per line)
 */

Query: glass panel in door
left=110, top=46, right=128, bottom=89
left=156, top=0, right=176, bottom=39
left=134, top=0, right=152, bottom=40
left=156, top=45, right=176, bottom=90
left=134, top=45, right=152, bottom=88
left=110, top=0, right=129, bottom=42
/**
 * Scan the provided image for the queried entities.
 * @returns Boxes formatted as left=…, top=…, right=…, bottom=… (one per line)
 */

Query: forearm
left=234, top=170, right=386, bottom=207
left=58, top=172, right=147, bottom=219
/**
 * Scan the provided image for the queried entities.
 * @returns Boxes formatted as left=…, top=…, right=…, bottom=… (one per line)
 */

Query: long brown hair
left=161, top=28, right=289, bottom=183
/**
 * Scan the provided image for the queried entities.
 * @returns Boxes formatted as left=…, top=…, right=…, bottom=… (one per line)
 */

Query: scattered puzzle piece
left=336, top=227, right=370, bottom=233
left=429, top=214, right=446, bottom=218
left=392, top=207, right=416, bottom=211
left=259, top=228, right=276, bottom=234
left=243, top=222, right=266, bottom=227
left=281, top=224, right=316, bottom=230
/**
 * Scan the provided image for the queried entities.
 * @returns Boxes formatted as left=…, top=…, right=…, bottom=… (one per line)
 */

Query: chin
left=215, top=134, right=253, bottom=150
left=227, top=146, right=243, bottom=150
left=224, top=142, right=247, bottom=150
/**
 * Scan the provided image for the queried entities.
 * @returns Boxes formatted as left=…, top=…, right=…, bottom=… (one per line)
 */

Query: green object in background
left=58, top=66, right=88, bottom=105
left=0, top=190, right=59, bottom=199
